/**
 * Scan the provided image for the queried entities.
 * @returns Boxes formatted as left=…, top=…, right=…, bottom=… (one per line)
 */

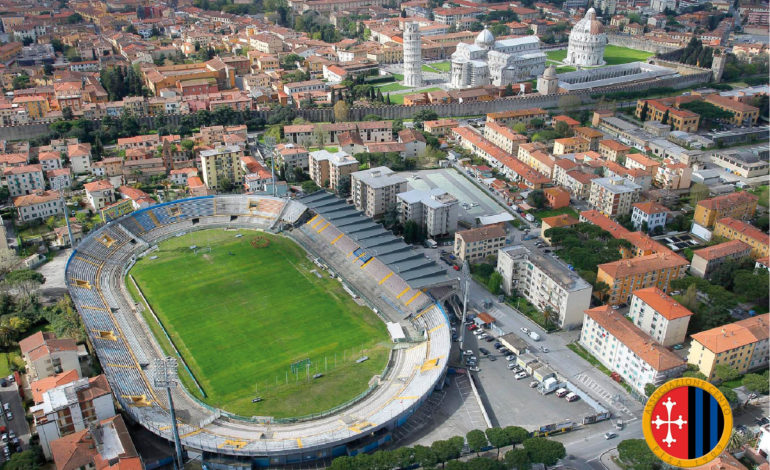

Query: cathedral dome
left=543, top=65, right=557, bottom=79
left=475, top=28, right=495, bottom=48
left=573, top=8, right=604, bottom=35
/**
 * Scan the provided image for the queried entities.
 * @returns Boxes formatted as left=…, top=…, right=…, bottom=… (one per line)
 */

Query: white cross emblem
left=652, top=397, right=688, bottom=447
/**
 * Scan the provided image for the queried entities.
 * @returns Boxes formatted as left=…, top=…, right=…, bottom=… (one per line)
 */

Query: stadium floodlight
left=154, top=357, right=184, bottom=470
left=459, top=261, right=470, bottom=350
left=264, top=136, right=277, bottom=197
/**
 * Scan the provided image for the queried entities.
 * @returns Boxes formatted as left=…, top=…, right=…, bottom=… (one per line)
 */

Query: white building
left=4, top=164, right=45, bottom=197
left=588, top=177, right=642, bottom=217
left=47, top=168, right=72, bottom=191
left=450, top=30, right=546, bottom=88
left=565, top=8, right=607, bottom=67
left=631, top=201, right=668, bottom=232
left=580, top=305, right=686, bottom=395
left=628, top=287, right=694, bottom=347
left=350, top=166, right=407, bottom=218
left=83, top=180, right=115, bottom=211
left=397, top=188, right=459, bottom=237
left=403, top=22, right=423, bottom=87
left=66, top=143, right=92, bottom=174
left=32, top=375, right=115, bottom=459
left=497, top=245, right=592, bottom=329
left=13, top=190, right=64, bottom=223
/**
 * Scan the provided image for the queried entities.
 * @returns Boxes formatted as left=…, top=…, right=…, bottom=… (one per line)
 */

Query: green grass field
left=423, top=61, right=451, bottom=73
left=546, top=46, right=653, bottom=67
left=129, top=229, right=390, bottom=418
left=376, top=82, right=412, bottom=92
left=531, top=207, right=580, bottom=221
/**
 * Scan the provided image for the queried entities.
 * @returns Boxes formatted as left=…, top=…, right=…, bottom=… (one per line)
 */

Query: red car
left=453, top=265, right=460, bottom=271
left=467, top=324, right=478, bottom=331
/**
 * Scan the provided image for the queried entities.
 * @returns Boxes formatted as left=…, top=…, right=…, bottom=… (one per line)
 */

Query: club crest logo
left=643, top=378, right=733, bottom=467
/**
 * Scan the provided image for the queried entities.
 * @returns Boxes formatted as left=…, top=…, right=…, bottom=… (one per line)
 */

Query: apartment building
left=200, top=145, right=245, bottom=191
left=588, top=177, right=642, bottom=217
left=634, top=99, right=700, bottom=132
left=483, top=121, right=528, bottom=155
left=574, top=127, right=603, bottom=150
left=46, top=169, right=72, bottom=192
left=544, top=187, right=570, bottom=209
left=655, top=158, right=692, bottom=190
left=598, top=139, right=631, bottom=162
left=50, top=415, right=141, bottom=470
left=38, top=151, right=62, bottom=172
left=596, top=252, right=689, bottom=305
left=350, top=167, right=407, bottom=218
left=486, top=108, right=548, bottom=127
left=557, top=168, right=599, bottom=200
left=553, top=137, right=589, bottom=156
left=397, top=188, right=459, bottom=237
left=628, top=287, right=694, bottom=346
left=704, top=94, right=760, bottom=126
left=690, top=240, right=752, bottom=278
left=398, top=129, right=427, bottom=159
left=32, top=375, right=115, bottom=459
left=4, top=164, right=44, bottom=197
left=693, top=192, right=758, bottom=228
left=631, top=201, right=668, bottom=232
left=84, top=180, right=115, bottom=211
left=454, top=223, right=506, bottom=263
left=624, top=152, right=660, bottom=175
left=424, top=119, right=459, bottom=137
left=497, top=245, right=592, bottom=328
left=67, top=143, right=91, bottom=174
left=688, top=314, right=769, bottom=381
left=14, top=190, right=64, bottom=223
left=275, top=144, right=310, bottom=173
left=19, top=331, right=81, bottom=382
left=308, top=149, right=359, bottom=193
left=713, top=217, right=769, bottom=259
left=580, top=305, right=686, bottom=395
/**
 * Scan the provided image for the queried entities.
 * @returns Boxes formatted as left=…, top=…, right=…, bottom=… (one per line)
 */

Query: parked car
left=672, top=344, right=684, bottom=350
left=604, top=432, right=617, bottom=440
left=521, top=327, right=530, bottom=334
left=507, top=363, right=517, bottom=370
left=493, top=342, right=502, bottom=349
left=506, top=355, right=516, bottom=361
left=463, top=350, right=474, bottom=356
left=6, top=412, right=12, bottom=421
left=529, top=381, right=539, bottom=388
left=565, top=392, right=580, bottom=402
left=484, top=336, right=495, bottom=342
left=479, top=348, right=490, bottom=355
left=515, top=371, right=529, bottom=380
left=555, top=388, right=569, bottom=398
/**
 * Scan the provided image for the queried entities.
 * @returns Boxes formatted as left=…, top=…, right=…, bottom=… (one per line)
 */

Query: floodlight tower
left=459, top=261, right=470, bottom=350
left=264, top=136, right=277, bottom=197
left=154, top=357, right=184, bottom=470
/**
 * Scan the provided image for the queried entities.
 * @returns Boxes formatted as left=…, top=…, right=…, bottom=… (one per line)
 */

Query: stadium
left=65, top=193, right=456, bottom=466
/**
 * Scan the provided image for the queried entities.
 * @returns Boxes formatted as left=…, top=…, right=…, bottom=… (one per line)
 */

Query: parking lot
left=400, top=169, right=510, bottom=225
left=459, top=327, right=597, bottom=430
left=0, top=380, right=30, bottom=460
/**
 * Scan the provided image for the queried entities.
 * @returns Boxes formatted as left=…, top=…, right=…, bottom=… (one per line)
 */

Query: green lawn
left=546, top=46, right=652, bottom=66
left=376, top=82, right=412, bottom=92
left=428, top=61, right=451, bottom=72
left=0, top=353, right=23, bottom=378
left=750, top=185, right=769, bottom=207
left=556, top=66, right=576, bottom=73
left=390, top=87, right=442, bottom=104
left=532, top=207, right=580, bottom=220
left=130, top=230, right=390, bottom=418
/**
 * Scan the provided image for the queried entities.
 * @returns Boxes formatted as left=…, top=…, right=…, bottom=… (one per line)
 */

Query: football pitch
left=546, top=45, right=653, bottom=66
left=129, top=229, right=391, bottom=418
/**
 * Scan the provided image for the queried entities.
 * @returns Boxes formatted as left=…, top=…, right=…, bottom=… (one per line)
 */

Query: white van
left=555, top=388, right=568, bottom=398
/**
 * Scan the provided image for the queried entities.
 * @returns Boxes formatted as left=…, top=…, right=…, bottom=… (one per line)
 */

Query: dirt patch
left=251, top=236, right=270, bottom=249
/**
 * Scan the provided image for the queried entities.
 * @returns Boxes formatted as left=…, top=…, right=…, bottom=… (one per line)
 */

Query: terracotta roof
left=67, top=143, right=91, bottom=157
left=632, top=201, right=668, bottom=215
left=704, top=94, right=760, bottom=113
left=566, top=169, right=599, bottom=184
left=574, top=126, right=603, bottom=138
left=599, top=139, right=630, bottom=152
left=691, top=452, right=748, bottom=470
left=716, top=217, right=768, bottom=246
left=84, top=180, right=114, bottom=192
left=50, top=415, right=140, bottom=470
left=691, top=313, right=769, bottom=354
left=632, top=287, right=694, bottom=321
left=541, top=214, right=579, bottom=229
left=626, top=152, right=660, bottom=168
left=398, top=129, right=427, bottom=144
left=38, top=151, right=61, bottom=161
left=598, top=252, right=688, bottom=279
left=697, top=192, right=758, bottom=211
left=13, top=190, right=60, bottom=207
left=585, top=305, right=685, bottom=371
left=487, top=108, right=547, bottom=120
left=580, top=209, right=631, bottom=237
left=30, top=370, right=79, bottom=404
left=553, top=115, right=580, bottom=126
left=457, top=223, right=506, bottom=243
left=692, top=240, right=751, bottom=261
left=19, top=331, right=77, bottom=359
left=4, top=164, right=42, bottom=175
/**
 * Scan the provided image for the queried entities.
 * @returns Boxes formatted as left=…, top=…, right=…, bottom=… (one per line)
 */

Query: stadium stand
left=65, top=195, right=451, bottom=465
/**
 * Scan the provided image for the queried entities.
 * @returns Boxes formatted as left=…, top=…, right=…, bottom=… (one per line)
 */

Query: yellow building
left=688, top=314, right=769, bottom=381
left=12, top=95, right=49, bottom=119
left=713, top=217, right=769, bottom=258
left=635, top=99, right=700, bottom=132
left=199, top=145, right=244, bottom=191
left=693, top=192, right=758, bottom=228
left=704, top=94, right=760, bottom=127
left=552, top=137, right=589, bottom=156
left=596, top=252, right=689, bottom=305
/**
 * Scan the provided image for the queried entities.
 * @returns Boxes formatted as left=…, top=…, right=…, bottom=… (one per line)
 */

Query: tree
left=329, top=456, right=355, bottom=470
left=743, top=371, right=769, bottom=394
left=689, top=183, right=709, bottom=204
left=503, top=426, right=529, bottom=447
left=487, top=272, right=503, bottom=296
left=505, top=449, right=531, bottom=470
left=503, top=84, right=514, bottom=97
left=3, top=448, right=43, bottom=470
left=644, top=383, right=656, bottom=397
left=413, top=445, right=439, bottom=468
left=527, top=190, right=546, bottom=209
left=554, top=120, right=572, bottom=138
left=660, top=109, right=669, bottom=125
left=447, top=460, right=469, bottom=470
left=333, top=100, right=350, bottom=122
left=719, top=386, right=738, bottom=406
left=466, top=429, right=488, bottom=456
left=732, top=270, right=769, bottom=305
left=512, top=122, right=527, bottom=134
left=432, top=439, right=461, bottom=468
left=617, top=439, right=659, bottom=470
left=486, top=427, right=510, bottom=456
left=639, top=102, right=649, bottom=121
left=714, top=364, right=741, bottom=383
left=522, top=438, right=565, bottom=466
left=12, top=73, right=30, bottom=90
left=301, top=180, right=320, bottom=193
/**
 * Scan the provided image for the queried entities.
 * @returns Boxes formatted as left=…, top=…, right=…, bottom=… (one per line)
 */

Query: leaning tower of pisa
left=403, top=22, right=423, bottom=88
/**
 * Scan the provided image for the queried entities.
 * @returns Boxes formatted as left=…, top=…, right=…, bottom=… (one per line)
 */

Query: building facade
left=565, top=9, right=607, bottom=67
left=588, top=177, right=642, bottom=217
left=19, top=331, right=81, bottom=383
left=628, top=287, right=693, bottom=347
left=690, top=240, right=752, bottom=278
left=596, top=252, right=689, bottom=305
left=688, top=314, right=769, bottom=381
left=309, top=149, right=359, bottom=193
left=403, top=22, right=423, bottom=87
left=350, top=167, right=407, bottom=218
left=397, top=188, right=459, bottom=237
left=454, top=223, right=506, bottom=263
left=693, top=192, right=758, bottom=228
left=713, top=217, right=769, bottom=259
left=14, top=191, right=64, bottom=223
left=200, top=145, right=245, bottom=191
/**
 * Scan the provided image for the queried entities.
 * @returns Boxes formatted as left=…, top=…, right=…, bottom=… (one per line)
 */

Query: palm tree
left=594, top=281, right=611, bottom=303
left=0, top=322, right=16, bottom=350
left=727, top=429, right=748, bottom=452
